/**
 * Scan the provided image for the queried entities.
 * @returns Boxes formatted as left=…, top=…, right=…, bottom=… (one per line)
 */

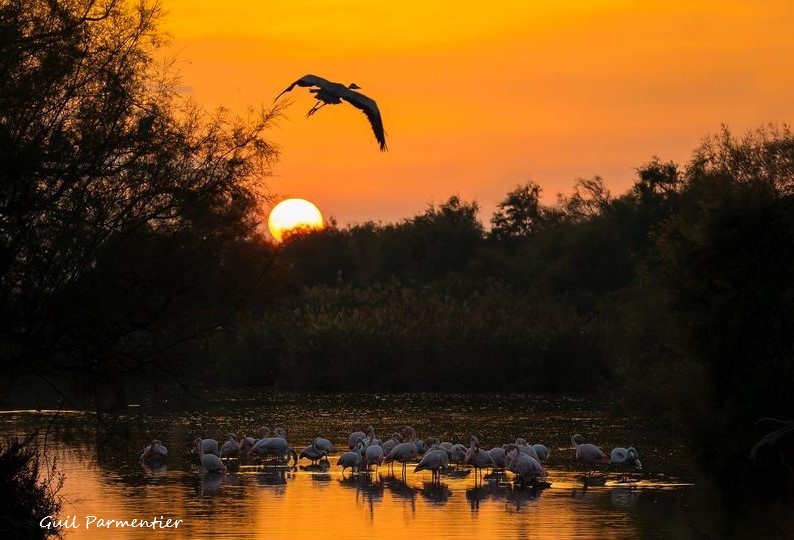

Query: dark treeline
left=1, top=1, right=793, bottom=536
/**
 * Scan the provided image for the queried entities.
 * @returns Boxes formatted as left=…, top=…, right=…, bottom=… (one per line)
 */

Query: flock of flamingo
left=140, top=425, right=643, bottom=487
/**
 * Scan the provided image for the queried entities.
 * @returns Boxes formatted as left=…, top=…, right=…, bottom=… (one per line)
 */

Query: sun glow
left=267, top=198, right=325, bottom=242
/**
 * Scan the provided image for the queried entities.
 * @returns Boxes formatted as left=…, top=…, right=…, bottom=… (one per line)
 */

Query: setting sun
left=267, top=198, right=325, bottom=242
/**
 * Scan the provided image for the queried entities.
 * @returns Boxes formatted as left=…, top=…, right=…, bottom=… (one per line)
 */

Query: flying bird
left=275, top=74, right=388, bottom=151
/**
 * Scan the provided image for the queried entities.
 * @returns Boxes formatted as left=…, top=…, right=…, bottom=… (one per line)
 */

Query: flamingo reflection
left=339, top=473, right=384, bottom=520
left=420, top=481, right=451, bottom=504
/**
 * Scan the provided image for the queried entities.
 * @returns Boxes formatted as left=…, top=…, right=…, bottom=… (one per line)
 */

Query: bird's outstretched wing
left=342, top=90, right=388, bottom=151
left=274, top=74, right=332, bottom=101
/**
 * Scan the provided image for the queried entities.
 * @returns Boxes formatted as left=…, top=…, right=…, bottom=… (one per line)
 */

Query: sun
left=267, top=198, right=325, bottom=242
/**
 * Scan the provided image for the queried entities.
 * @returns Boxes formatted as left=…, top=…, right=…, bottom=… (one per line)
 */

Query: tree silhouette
left=489, top=181, right=555, bottom=240
left=0, top=0, right=278, bottom=407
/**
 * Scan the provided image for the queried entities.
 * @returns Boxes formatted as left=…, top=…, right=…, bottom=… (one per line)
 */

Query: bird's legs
left=306, top=101, right=328, bottom=117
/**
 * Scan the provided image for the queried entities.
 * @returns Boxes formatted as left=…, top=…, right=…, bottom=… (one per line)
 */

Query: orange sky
left=161, top=1, right=794, bottom=226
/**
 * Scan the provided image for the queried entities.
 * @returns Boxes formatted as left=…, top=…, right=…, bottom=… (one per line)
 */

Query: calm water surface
left=2, top=393, right=701, bottom=539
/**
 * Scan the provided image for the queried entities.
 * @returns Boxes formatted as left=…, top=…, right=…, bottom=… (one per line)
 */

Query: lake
left=1, top=392, right=703, bottom=539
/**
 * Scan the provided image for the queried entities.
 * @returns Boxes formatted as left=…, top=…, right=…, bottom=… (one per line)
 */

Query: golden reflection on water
left=52, top=457, right=690, bottom=539
left=1, top=396, right=695, bottom=539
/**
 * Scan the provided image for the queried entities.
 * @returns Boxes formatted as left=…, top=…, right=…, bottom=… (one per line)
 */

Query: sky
left=161, top=1, right=794, bottom=226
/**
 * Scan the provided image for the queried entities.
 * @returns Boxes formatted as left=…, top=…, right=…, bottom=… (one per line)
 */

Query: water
left=1, top=392, right=701, bottom=539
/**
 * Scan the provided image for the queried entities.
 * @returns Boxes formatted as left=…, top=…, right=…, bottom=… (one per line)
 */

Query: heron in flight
left=276, top=74, right=388, bottom=151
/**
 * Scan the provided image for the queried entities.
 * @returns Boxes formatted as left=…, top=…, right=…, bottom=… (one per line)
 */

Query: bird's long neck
left=506, top=446, right=519, bottom=468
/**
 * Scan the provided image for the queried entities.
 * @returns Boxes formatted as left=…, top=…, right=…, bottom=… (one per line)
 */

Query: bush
left=0, top=434, right=63, bottom=539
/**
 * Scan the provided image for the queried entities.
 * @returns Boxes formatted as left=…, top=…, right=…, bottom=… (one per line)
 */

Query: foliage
left=278, top=195, right=484, bottom=287
left=610, top=125, right=794, bottom=536
left=489, top=181, right=553, bottom=240
left=653, top=127, right=794, bottom=496
left=263, top=282, right=610, bottom=393
left=557, top=176, right=612, bottom=223
left=0, top=434, right=63, bottom=538
left=0, top=0, right=279, bottom=408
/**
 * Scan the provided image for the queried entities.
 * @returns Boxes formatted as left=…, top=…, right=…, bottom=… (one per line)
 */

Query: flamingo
left=248, top=434, right=298, bottom=465
left=513, top=438, right=541, bottom=461
left=338, top=440, right=364, bottom=476
left=193, top=438, right=220, bottom=457
left=414, top=439, right=427, bottom=455
left=299, top=441, right=328, bottom=464
left=487, top=447, right=507, bottom=470
left=414, top=446, right=449, bottom=482
left=312, top=437, right=334, bottom=454
left=611, top=446, right=642, bottom=482
left=437, top=441, right=454, bottom=461
left=220, top=434, right=240, bottom=458
left=450, top=443, right=468, bottom=469
left=400, top=425, right=427, bottom=455
left=194, top=437, right=227, bottom=474
left=532, top=443, right=551, bottom=463
left=140, top=439, right=167, bottom=462
left=465, top=436, right=496, bottom=482
left=402, top=425, right=417, bottom=442
left=348, top=426, right=372, bottom=450
left=571, top=434, right=610, bottom=478
left=382, top=433, right=403, bottom=456
left=239, top=435, right=257, bottom=454
left=749, top=418, right=794, bottom=463
left=384, top=441, right=418, bottom=477
left=240, top=427, right=270, bottom=455
left=364, top=435, right=385, bottom=472
left=506, top=444, right=546, bottom=487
